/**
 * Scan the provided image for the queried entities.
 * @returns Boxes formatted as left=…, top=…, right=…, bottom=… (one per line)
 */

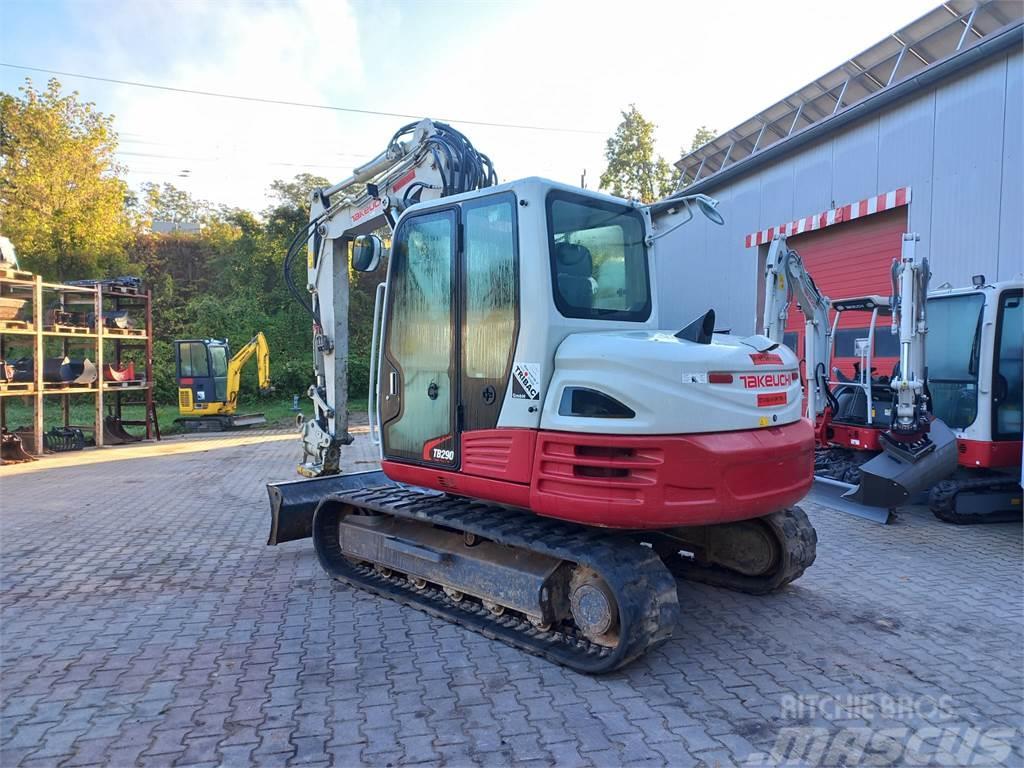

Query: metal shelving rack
left=0, top=268, right=155, bottom=460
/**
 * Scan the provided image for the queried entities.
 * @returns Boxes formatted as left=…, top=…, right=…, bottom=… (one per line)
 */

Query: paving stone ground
left=1, top=429, right=1021, bottom=767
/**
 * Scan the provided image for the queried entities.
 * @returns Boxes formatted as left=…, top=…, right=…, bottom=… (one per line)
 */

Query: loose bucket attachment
left=1, top=429, right=36, bottom=463
left=267, top=470, right=399, bottom=545
left=845, top=419, right=959, bottom=509
left=104, top=416, right=140, bottom=444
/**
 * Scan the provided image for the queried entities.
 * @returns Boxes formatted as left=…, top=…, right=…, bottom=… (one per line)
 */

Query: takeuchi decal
left=353, top=198, right=382, bottom=223
left=741, top=373, right=790, bottom=389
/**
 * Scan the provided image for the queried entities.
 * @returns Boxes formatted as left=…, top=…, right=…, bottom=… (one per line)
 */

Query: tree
left=138, top=182, right=210, bottom=227
left=264, top=173, right=328, bottom=241
left=690, top=125, right=717, bottom=152
left=0, top=78, right=130, bottom=279
left=673, top=125, right=720, bottom=190
left=266, top=173, right=328, bottom=212
left=599, top=105, right=677, bottom=203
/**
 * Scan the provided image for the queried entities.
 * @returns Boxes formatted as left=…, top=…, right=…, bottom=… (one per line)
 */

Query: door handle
left=389, top=371, right=398, bottom=396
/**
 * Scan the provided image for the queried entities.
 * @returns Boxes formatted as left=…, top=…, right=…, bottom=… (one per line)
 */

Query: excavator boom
left=762, top=234, right=832, bottom=420
left=226, top=332, right=272, bottom=405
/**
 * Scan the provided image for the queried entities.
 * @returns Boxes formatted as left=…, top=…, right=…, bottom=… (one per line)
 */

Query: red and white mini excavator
left=267, top=120, right=817, bottom=673
left=763, top=233, right=1022, bottom=524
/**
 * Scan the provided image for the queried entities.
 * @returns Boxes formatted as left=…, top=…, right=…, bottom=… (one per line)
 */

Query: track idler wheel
left=656, top=507, right=817, bottom=595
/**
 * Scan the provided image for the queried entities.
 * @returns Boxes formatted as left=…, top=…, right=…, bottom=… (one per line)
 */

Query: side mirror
left=352, top=234, right=383, bottom=272
left=696, top=196, right=725, bottom=226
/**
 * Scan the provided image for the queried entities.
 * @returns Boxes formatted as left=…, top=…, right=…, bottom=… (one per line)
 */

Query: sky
left=0, top=0, right=940, bottom=213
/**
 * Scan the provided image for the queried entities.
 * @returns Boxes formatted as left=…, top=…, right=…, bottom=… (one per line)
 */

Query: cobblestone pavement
left=1, top=430, right=1021, bottom=767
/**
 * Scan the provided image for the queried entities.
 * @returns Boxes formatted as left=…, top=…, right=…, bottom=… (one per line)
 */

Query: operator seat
left=555, top=243, right=594, bottom=309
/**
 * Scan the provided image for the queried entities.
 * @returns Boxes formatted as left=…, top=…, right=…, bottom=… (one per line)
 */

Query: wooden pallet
left=0, top=320, right=33, bottom=332
left=0, top=267, right=34, bottom=281
left=103, top=380, right=147, bottom=389
left=0, top=381, right=34, bottom=393
left=103, top=326, right=145, bottom=337
left=102, top=284, right=141, bottom=297
left=42, top=382, right=96, bottom=392
left=45, top=324, right=93, bottom=335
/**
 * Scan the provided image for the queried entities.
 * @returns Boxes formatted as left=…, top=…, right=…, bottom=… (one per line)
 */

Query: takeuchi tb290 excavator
left=266, top=120, right=818, bottom=673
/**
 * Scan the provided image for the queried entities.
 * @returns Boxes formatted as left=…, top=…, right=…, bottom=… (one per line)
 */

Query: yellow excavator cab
left=175, top=333, right=271, bottom=431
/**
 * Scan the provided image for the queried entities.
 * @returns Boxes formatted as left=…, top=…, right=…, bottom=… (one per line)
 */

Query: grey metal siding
left=657, top=49, right=1021, bottom=337
left=999, top=49, right=1022, bottom=275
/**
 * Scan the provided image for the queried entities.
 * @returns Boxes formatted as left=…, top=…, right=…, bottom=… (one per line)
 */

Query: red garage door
left=783, top=206, right=908, bottom=380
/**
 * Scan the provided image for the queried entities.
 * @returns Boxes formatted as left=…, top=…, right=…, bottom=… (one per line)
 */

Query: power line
left=0, top=62, right=605, bottom=135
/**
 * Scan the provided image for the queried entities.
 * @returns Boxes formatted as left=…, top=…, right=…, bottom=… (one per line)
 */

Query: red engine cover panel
left=826, top=423, right=884, bottom=452
left=382, top=420, right=814, bottom=530
left=957, top=438, right=1023, bottom=469
left=461, top=429, right=536, bottom=484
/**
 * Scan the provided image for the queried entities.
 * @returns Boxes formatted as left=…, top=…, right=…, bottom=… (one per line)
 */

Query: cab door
left=176, top=340, right=215, bottom=411
left=380, top=208, right=459, bottom=467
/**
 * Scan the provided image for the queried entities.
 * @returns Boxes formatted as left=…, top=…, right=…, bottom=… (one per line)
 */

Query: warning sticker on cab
left=511, top=362, right=541, bottom=400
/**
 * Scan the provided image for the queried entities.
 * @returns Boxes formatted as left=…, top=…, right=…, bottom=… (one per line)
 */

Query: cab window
left=993, top=290, right=1022, bottom=440
left=210, top=346, right=228, bottom=377
left=927, top=293, right=985, bottom=428
left=178, top=342, right=209, bottom=377
left=547, top=191, right=650, bottom=321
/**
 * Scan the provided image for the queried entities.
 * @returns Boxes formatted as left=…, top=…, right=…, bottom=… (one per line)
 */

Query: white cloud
left=5, top=0, right=938, bottom=212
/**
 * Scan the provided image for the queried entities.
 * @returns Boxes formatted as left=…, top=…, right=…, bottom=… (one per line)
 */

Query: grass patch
left=2, top=397, right=369, bottom=437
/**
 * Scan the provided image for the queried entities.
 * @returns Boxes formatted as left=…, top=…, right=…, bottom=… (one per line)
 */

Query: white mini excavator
left=267, top=120, right=818, bottom=673
left=763, top=232, right=1021, bottom=525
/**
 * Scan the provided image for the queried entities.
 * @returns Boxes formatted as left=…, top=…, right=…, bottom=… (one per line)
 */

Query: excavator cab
left=175, top=334, right=270, bottom=431
left=176, top=339, right=230, bottom=412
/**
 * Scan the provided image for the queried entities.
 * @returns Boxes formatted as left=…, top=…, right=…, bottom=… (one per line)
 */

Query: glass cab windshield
left=926, top=293, right=985, bottom=428
left=546, top=191, right=650, bottom=321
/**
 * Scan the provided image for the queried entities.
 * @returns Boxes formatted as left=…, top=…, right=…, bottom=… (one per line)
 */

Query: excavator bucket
left=1, top=429, right=36, bottom=463
left=104, top=416, right=140, bottom=444
left=844, top=419, right=959, bottom=509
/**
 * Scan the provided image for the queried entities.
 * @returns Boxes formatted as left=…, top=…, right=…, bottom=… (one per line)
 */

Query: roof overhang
left=676, top=1, right=1023, bottom=195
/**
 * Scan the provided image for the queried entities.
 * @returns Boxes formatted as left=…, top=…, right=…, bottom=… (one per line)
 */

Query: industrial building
left=661, top=0, right=1022, bottom=357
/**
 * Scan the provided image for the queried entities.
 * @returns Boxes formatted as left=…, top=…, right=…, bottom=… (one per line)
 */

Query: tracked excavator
left=266, top=120, right=818, bottom=673
left=175, top=332, right=272, bottom=431
left=763, top=233, right=1021, bottom=524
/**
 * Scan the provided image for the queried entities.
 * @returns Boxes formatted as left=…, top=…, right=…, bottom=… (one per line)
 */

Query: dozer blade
left=845, top=419, right=959, bottom=509
left=267, top=470, right=397, bottom=545
left=807, top=476, right=892, bottom=524
left=229, top=413, right=267, bottom=428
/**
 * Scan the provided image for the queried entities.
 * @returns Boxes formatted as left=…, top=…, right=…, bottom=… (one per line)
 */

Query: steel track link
left=311, top=486, right=680, bottom=674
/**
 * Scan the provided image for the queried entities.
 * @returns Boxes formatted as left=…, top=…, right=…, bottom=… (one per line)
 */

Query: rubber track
left=929, top=477, right=1023, bottom=525
left=659, top=506, right=817, bottom=595
left=311, top=486, right=680, bottom=674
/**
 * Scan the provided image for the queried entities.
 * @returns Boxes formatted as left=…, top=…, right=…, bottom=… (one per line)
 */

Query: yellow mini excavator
left=175, top=333, right=272, bottom=431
